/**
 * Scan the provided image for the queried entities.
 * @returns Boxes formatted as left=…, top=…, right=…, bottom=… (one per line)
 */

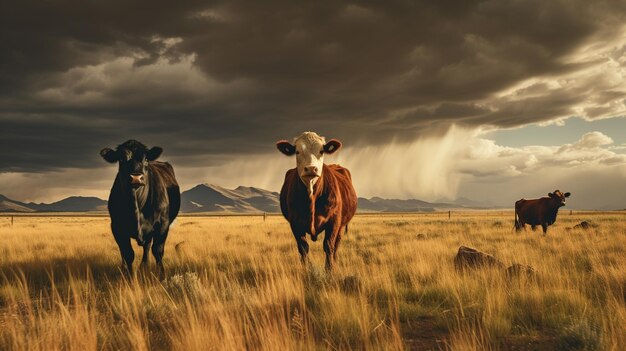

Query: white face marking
left=293, top=132, right=326, bottom=194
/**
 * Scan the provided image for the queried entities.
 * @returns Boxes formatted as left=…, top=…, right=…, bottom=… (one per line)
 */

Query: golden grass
left=0, top=211, right=624, bottom=350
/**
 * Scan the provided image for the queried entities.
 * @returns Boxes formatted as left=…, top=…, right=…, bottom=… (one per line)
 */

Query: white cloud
left=484, top=26, right=626, bottom=126
left=563, top=131, right=613, bottom=149
left=34, top=52, right=253, bottom=109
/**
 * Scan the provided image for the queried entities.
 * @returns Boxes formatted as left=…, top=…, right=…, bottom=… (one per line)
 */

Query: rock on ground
left=454, top=246, right=505, bottom=270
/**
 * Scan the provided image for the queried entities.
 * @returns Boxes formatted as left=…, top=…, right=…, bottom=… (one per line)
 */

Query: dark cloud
left=1, top=0, right=626, bottom=172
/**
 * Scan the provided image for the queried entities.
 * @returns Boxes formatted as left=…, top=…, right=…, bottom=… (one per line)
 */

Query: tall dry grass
left=0, top=212, right=624, bottom=350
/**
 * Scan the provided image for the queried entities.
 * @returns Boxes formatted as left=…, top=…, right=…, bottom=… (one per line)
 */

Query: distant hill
left=180, top=185, right=466, bottom=213
left=180, top=184, right=280, bottom=213
left=0, top=195, right=107, bottom=213
left=0, top=194, right=35, bottom=212
left=450, top=197, right=497, bottom=208
left=28, top=196, right=108, bottom=212
left=0, top=185, right=496, bottom=213
left=357, top=196, right=458, bottom=212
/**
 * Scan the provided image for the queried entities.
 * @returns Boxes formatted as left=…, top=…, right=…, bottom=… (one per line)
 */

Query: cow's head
left=100, top=140, right=162, bottom=189
left=548, top=190, right=571, bottom=207
left=276, top=132, right=342, bottom=194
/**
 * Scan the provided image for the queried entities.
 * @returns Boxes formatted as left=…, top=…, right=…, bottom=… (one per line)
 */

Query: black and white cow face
left=100, top=140, right=162, bottom=189
left=277, top=132, right=342, bottom=194
left=548, top=190, right=571, bottom=207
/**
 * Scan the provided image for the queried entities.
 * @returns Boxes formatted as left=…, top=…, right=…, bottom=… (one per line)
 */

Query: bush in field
left=557, top=320, right=601, bottom=351
left=162, top=272, right=202, bottom=300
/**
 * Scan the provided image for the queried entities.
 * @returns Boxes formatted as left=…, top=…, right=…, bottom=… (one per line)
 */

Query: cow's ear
left=548, top=192, right=555, bottom=198
left=276, top=140, right=296, bottom=156
left=564, top=192, right=571, bottom=198
left=146, top=146, right=163, bottom=161
left=100, top=148, right=119, bottom=163
left=323, top=139, right=342, bottom=155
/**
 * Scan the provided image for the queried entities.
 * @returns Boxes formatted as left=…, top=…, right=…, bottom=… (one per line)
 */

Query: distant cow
left=100, top=140, right=180, bottom=277
left=277, top=132, right=357, bottom=271
left=515, top=190, right=571, bottom=234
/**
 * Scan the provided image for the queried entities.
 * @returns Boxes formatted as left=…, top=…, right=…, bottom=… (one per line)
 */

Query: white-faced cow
left=276, top=132, right=357, bottom=271
left=100, top=140, right=180, bottom=277
left=515, top=190, right=571, bottom=234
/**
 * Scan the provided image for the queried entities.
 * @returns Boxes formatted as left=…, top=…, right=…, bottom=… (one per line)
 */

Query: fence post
left=11, top=216, right=14, bottom=226
left=570, top=210, right=573, bottom=216
left=263, top=212, right=267, bottom=222
left=448, top=211, right=451, bottom=220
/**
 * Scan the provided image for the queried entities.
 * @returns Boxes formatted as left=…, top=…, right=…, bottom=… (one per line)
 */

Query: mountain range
left=0, top=194, right=108, bottom=213
left=181, top=184, right=280, bottom=213
left=0, top=184, right=492, bottom=213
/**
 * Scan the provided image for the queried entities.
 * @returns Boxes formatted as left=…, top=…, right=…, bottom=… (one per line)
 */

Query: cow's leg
left=323, top=238, right=334, bottom=272
left=140, top=235, right=153, bottom=270
left=151, top=239, right=165, bottom=279
left=531, top=225, right=537, bottom=231
left=541, top=223, right=548, bottom=234
left=113, top=232, right=134, bottom=277
left=290, top=224, right=309, bottom=264
left=296, top=236, right=309, bottom=264
left=151, top=225, right=169, bottom=279
left=333, top=229, right=343, bottom=261
left=324, top=223, right=341, bottom=272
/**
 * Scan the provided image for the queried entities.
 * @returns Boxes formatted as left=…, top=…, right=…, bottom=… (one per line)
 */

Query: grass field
left=0, top=211, right=624, bottom=350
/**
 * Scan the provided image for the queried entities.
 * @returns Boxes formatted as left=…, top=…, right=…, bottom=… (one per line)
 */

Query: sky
left=1, top=1, right=625, bottom=209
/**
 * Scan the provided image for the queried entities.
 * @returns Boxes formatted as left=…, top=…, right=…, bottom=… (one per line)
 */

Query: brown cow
left=515, top=190, right=571, bottom=234
left=276, top=132, right=357, bottom=271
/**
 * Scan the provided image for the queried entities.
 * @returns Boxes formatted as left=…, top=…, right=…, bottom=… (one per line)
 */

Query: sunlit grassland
left=0, top=211, right=624, bottom=350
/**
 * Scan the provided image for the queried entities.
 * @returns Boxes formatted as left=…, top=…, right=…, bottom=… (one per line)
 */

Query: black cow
left=100, top=140, right=180, bottom=277
left=515, top=190, right=571, bottom=234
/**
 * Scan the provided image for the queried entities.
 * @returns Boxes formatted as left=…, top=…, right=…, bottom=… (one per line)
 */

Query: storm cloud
left=1, top=1, right=625, bottom=204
